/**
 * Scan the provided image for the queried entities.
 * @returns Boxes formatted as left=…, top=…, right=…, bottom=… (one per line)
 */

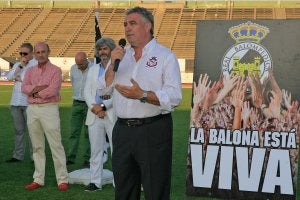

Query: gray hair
left=125, top=7, right=154, bottom=36
left=95, top=37, right=116, bottom=53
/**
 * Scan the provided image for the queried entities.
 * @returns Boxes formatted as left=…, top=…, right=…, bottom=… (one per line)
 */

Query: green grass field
left=0, top=85, right=298, bottom=200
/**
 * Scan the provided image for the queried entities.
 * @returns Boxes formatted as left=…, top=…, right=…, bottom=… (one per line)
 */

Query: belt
left=73, top=99, right=85, bottom=103
left=99, top=95, right=111, bottom=100
left=118, top=113, right=170, bottom=127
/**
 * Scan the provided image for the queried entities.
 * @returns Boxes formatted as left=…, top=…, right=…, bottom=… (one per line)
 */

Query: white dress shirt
left=6, top=59, right=37, bottom=106
left=70, top=60, right=93, bottom=101
left=97, top=60, right=114, bottom=105
left=102, top=39, right=182, bottom=118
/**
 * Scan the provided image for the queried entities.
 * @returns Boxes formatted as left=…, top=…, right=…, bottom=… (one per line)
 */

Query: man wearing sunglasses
left=6, top=43, right=37, bottom=163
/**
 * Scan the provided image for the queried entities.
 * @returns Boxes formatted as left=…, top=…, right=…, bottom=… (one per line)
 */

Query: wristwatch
left=139, top=90, right=148, bottom=103
left=100, top=103, right=106, bottom=111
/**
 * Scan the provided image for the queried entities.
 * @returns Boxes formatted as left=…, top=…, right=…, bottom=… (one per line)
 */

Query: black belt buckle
left=126, top=119, right=143, bottom=127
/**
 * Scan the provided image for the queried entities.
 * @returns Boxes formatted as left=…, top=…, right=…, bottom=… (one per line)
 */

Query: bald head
left=75, top=52, right=88, bottom=71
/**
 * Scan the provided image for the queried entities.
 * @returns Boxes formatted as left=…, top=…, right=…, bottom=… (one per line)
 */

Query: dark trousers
left=112, top=114, right=173, bottom=200
left=67, top=101, right=90, bottom=162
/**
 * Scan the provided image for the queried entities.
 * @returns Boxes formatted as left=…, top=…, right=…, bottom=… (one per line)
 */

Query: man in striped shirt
left=22, top=41, right=69, bottom=191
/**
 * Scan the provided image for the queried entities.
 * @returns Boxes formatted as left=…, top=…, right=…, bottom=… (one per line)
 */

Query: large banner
left=186, top=20, right=300, bottom=200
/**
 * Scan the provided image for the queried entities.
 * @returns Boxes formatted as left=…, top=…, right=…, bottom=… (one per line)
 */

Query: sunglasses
left=19, top=52, right=29, bottom=56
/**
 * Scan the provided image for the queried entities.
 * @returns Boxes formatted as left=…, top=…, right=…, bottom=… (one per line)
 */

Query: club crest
left=146, top=57, right=158, bottom=68
left=222, top=21, right=273, bottom=81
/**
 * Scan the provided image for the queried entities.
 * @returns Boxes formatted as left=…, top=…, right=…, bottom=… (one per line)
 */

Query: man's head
left=75, top=52, right=88, bottom=71
left=95, top=37, right=116, bottom=62
left=34, top=41, right=50, bottom=66
left=124, top=7, right=154, bottom=47
left=19, top=43, right=34, bottom=65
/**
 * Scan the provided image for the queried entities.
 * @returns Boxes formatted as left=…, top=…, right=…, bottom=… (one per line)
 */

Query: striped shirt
left=22, top=61, right=62, bottom=104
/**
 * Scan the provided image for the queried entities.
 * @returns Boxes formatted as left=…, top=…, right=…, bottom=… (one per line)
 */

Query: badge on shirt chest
left=146, top=57, right=158, bottom=68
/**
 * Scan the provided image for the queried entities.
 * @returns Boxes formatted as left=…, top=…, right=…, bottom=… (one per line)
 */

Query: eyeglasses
left=19, top=52, right=29, bottom=56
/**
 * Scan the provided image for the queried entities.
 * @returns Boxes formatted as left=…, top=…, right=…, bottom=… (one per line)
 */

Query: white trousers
left=88, top=116, right=114, bottom=188
left=27, top=103, right=68, bottom=185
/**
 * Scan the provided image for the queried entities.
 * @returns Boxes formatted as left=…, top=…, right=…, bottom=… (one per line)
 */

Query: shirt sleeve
left=103, top=98, right=113, bottom=110
left=22, top=68, right=36, bottom=95
left=155, top=53, right=182, bottom=112
left=70, top=65, right=75, bottom=86
left=6, top=63, right=19, bottom=81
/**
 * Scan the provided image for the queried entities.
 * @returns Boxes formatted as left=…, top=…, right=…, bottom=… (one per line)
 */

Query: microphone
left=113, top=38, right=126, bottom=72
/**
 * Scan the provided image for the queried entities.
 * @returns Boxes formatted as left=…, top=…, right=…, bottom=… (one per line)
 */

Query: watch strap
left=139, top=90, right=148, bottom=103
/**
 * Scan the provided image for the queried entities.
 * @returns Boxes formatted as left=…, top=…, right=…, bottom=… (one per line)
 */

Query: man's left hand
left=115, top=79, right=143, bottom=99
left=91, top=104, right=106, bottom=118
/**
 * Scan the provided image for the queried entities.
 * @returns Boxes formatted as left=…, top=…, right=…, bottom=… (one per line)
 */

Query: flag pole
left=94, top=0, right=101, bottom=64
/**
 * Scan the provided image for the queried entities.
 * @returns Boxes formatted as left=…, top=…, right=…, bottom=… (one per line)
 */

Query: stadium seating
left=0, top=5, right=299, bottom=63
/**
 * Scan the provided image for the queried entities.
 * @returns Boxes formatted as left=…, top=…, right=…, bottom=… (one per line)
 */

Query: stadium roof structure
left=1, top=0, right=300, bottom=9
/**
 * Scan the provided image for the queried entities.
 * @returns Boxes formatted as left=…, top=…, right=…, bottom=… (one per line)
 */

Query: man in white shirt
left=66, top=52, right=93, bottom=167
left=104, top=7, right=182, bottom=200
left=6, top=43, right=37, bottom=162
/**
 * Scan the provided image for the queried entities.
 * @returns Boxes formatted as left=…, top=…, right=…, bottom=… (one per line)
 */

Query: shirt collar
left=143, top=38, right=156, bottom=53
left=128, top=38, right=157, bottom=55
left=99, top=59, right=112, bottom=69
left=38, top=60, right=50, bottom=69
